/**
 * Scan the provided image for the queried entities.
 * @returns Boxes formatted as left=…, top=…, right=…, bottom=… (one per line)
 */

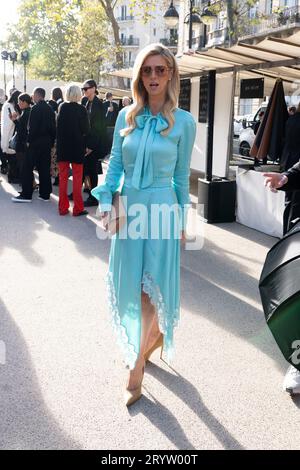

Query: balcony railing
left=240, top=5, right=300, bottom=39
left=117, top=15, right=134, bottom=22
left=123, top=61, right=135, bottom=68
left=120, top=37, right=140, bottom=46
left=160, top=38, right=178, bottom=47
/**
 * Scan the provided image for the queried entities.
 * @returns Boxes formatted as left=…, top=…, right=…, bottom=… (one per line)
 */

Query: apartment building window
left=266, top=0, right=273, bottom=14
left=153, top=28, right=156, bottom=36
left=121, top=5, right=127, bottom=20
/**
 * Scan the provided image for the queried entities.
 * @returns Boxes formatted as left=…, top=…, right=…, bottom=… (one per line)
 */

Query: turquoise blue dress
left=91, top=105, right=196, bottom=369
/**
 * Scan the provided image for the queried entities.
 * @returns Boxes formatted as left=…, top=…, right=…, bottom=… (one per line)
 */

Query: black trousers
left=283, top=190, right=300, bottom=235
left=0, top=151, right=8, bottom=172
left=22, top=140, right=52, bottom=199
left=83, top=151, right=102, bottom=199
left=7, top=153, right=21, bottom=182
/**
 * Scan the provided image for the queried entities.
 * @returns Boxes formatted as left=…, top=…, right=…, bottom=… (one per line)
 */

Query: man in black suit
left=278, top=108, right=300, bottom=234
left=264, top=160, right=300, bottom=232
left=82, top=80, right=107, bottom=207
left=12, top=87, right=56, bottom=203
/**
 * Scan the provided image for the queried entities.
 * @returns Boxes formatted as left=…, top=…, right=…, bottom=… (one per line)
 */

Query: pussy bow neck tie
left=131, top=108, right=169, bottom=190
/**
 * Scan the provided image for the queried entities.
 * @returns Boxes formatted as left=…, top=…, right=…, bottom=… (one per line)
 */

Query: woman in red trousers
left=56, top=84, right=90, bottom=216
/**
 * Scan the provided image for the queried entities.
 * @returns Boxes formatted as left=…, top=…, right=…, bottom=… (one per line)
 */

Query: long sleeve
left=172, top=113, right=196, bottom=230
left=91, top=107, right=126, bottom=212
left=281, top=161, right=300, bottom=191
left=1, top=103, right=15, bottom=154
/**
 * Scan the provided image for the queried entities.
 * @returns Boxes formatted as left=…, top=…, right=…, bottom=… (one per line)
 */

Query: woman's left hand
left=180, top=231, right=186, bottom=244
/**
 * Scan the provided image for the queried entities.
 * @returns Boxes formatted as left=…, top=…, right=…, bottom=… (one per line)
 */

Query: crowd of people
left=0, top=81, right=132, bottom=216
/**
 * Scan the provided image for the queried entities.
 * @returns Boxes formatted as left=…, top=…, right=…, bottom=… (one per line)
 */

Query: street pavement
left=1, top=166, right=300, bottom=450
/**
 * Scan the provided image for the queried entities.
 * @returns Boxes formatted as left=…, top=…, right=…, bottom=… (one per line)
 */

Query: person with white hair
left=56, top=84, right=90, bottom=216
left=122, top=96, right=131, bottom=107
left=0, top=88, right=6, bottom=174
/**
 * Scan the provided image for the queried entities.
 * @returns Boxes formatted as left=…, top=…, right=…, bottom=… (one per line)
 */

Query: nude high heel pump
left=124, top=365, right=145, bottom=407
left=144, top=333, right=164, bottom=362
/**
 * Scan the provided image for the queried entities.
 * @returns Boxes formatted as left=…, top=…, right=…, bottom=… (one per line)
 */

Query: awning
left=98, top=86, right=132, bottom=99
left=108, top=29, right=300, bottom=94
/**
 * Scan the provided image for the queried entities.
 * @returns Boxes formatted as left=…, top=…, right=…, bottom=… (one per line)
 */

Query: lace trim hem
left=106, top=271, right=138, bottom=370
left=106, top=270, right=180, bottom=368
left=141, top=270, right=180, bottom=363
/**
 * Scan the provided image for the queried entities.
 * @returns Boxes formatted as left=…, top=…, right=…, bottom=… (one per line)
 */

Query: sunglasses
left=82, top=86, right=93, bottom=91
left=140, top=65, right=171, bottom=77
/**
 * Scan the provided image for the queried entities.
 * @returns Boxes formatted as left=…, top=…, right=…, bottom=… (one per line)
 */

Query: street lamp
left=164, top=0, right=179, bottom=28
left=9, top=51, right=18, bottom=89
left=21, top=51, right=29, bottom=92
left=1, top=50, right=9, bottom=94
left=164, top=0, right=217, bottom=50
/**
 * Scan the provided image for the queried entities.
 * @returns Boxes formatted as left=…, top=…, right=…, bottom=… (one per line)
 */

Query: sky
left=0, top=0, right=20, bottom=41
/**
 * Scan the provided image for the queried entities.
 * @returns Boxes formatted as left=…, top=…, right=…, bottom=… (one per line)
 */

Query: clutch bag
left=103, top=191, right=126, bottom=235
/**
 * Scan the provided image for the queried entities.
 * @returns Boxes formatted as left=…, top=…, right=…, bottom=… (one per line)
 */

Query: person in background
left=278, top=102, right=300, bottom=234
left=0, top=88, right=6, bottom=174
left=253, top=111, right=266, bottom=166
left=10, top=93, right=32, bottom=182
left=56, top=84, right=90, bottom=217
left=1, top=90, right=21, bottom=183
left=81, top=79, right=107, bottom=207
left=122, top=96, right=131, bottom=108
left=12, top=87, right=56, bottom=203
left=48, top=88, right=63, bottom=186
left=48, top=87, right=64, bottom=113
left=103, top=92, right=119, bottom=157
left=288, top=106, right=296, bottom=116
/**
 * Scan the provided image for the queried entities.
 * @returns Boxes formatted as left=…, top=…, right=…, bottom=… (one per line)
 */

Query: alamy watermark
left=95, top=197, right=205, bottom=251
left=290, top=340, right=300, bottom=366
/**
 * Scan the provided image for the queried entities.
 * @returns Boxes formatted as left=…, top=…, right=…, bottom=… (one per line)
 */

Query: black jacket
left=282, top=161, right=300, bottom=191
left=56, top=102, right=90, bottom=164
left=103, top=100, right=119, bottom=127
left=14, top=107, right=31, bottom=152
left=85, top=96, right=107, bottom=158
left=280, top=113, right=300, bottom=171
left=27, top=100, right=56, bottom=146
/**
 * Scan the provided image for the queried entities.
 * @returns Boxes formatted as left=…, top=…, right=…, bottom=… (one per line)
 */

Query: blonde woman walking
left=92, top=43, right=196, bottom=406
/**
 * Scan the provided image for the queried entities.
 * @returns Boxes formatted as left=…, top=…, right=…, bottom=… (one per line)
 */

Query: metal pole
left=189, top=0, right=194, bottom=49
left=12, top=61, right=15, bottom=88
left=24, top=61, right=27, bottom=92
left=205, top=70, right=216, bottom=182
left=3, top=60, right=6, bottom=94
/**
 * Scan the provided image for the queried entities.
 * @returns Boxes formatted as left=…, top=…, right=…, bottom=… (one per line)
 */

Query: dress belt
left=124, top=174, right=172, bottom=189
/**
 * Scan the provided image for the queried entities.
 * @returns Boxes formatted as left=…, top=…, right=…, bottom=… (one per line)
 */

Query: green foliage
left=64, top=0, right=111, bottom=81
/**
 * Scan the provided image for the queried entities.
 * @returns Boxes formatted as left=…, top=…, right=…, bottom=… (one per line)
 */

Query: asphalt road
left=1, top=168, right=300, bottom=450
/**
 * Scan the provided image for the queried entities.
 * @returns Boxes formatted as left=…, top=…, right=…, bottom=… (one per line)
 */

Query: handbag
left=102, top=191, right=126, bottom=235
left=8, top=133, right=18, bottom=151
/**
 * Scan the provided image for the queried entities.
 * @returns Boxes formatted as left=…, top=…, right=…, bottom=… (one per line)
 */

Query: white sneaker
left=283, top=365, right=300, bottom=395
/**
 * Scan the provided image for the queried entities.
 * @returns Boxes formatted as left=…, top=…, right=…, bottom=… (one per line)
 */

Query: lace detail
left=106, top=270, right=180, bottom=367
left=141, top=270, right=180, bottom=363
left=106, top=271, right=138, bottom=370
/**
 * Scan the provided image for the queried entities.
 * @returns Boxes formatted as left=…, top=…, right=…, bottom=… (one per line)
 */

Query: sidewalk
left=0, top=169, right=299, bottom=450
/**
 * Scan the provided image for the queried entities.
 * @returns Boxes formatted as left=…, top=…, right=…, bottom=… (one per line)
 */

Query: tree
left=5, top=0, right=82, bottom=80
left=208, top=0, right=262, bottom=46
left=64, top=0, right=111, bottom=82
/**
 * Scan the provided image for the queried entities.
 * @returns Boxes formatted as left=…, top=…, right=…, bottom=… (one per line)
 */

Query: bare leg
left=127, top=291, right=155, bottom=390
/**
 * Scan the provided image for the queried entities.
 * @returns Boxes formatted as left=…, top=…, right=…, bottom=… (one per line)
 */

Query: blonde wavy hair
left=120, top=43, right=180, bottom=137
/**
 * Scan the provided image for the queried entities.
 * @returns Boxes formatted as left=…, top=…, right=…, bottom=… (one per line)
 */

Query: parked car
left=238, top=104, right=268, bottom=157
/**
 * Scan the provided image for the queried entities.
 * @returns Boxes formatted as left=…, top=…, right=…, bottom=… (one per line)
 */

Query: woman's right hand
left=99, top=211, right=110, bottom=231
left=99, top=211, right=109, bottom=220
